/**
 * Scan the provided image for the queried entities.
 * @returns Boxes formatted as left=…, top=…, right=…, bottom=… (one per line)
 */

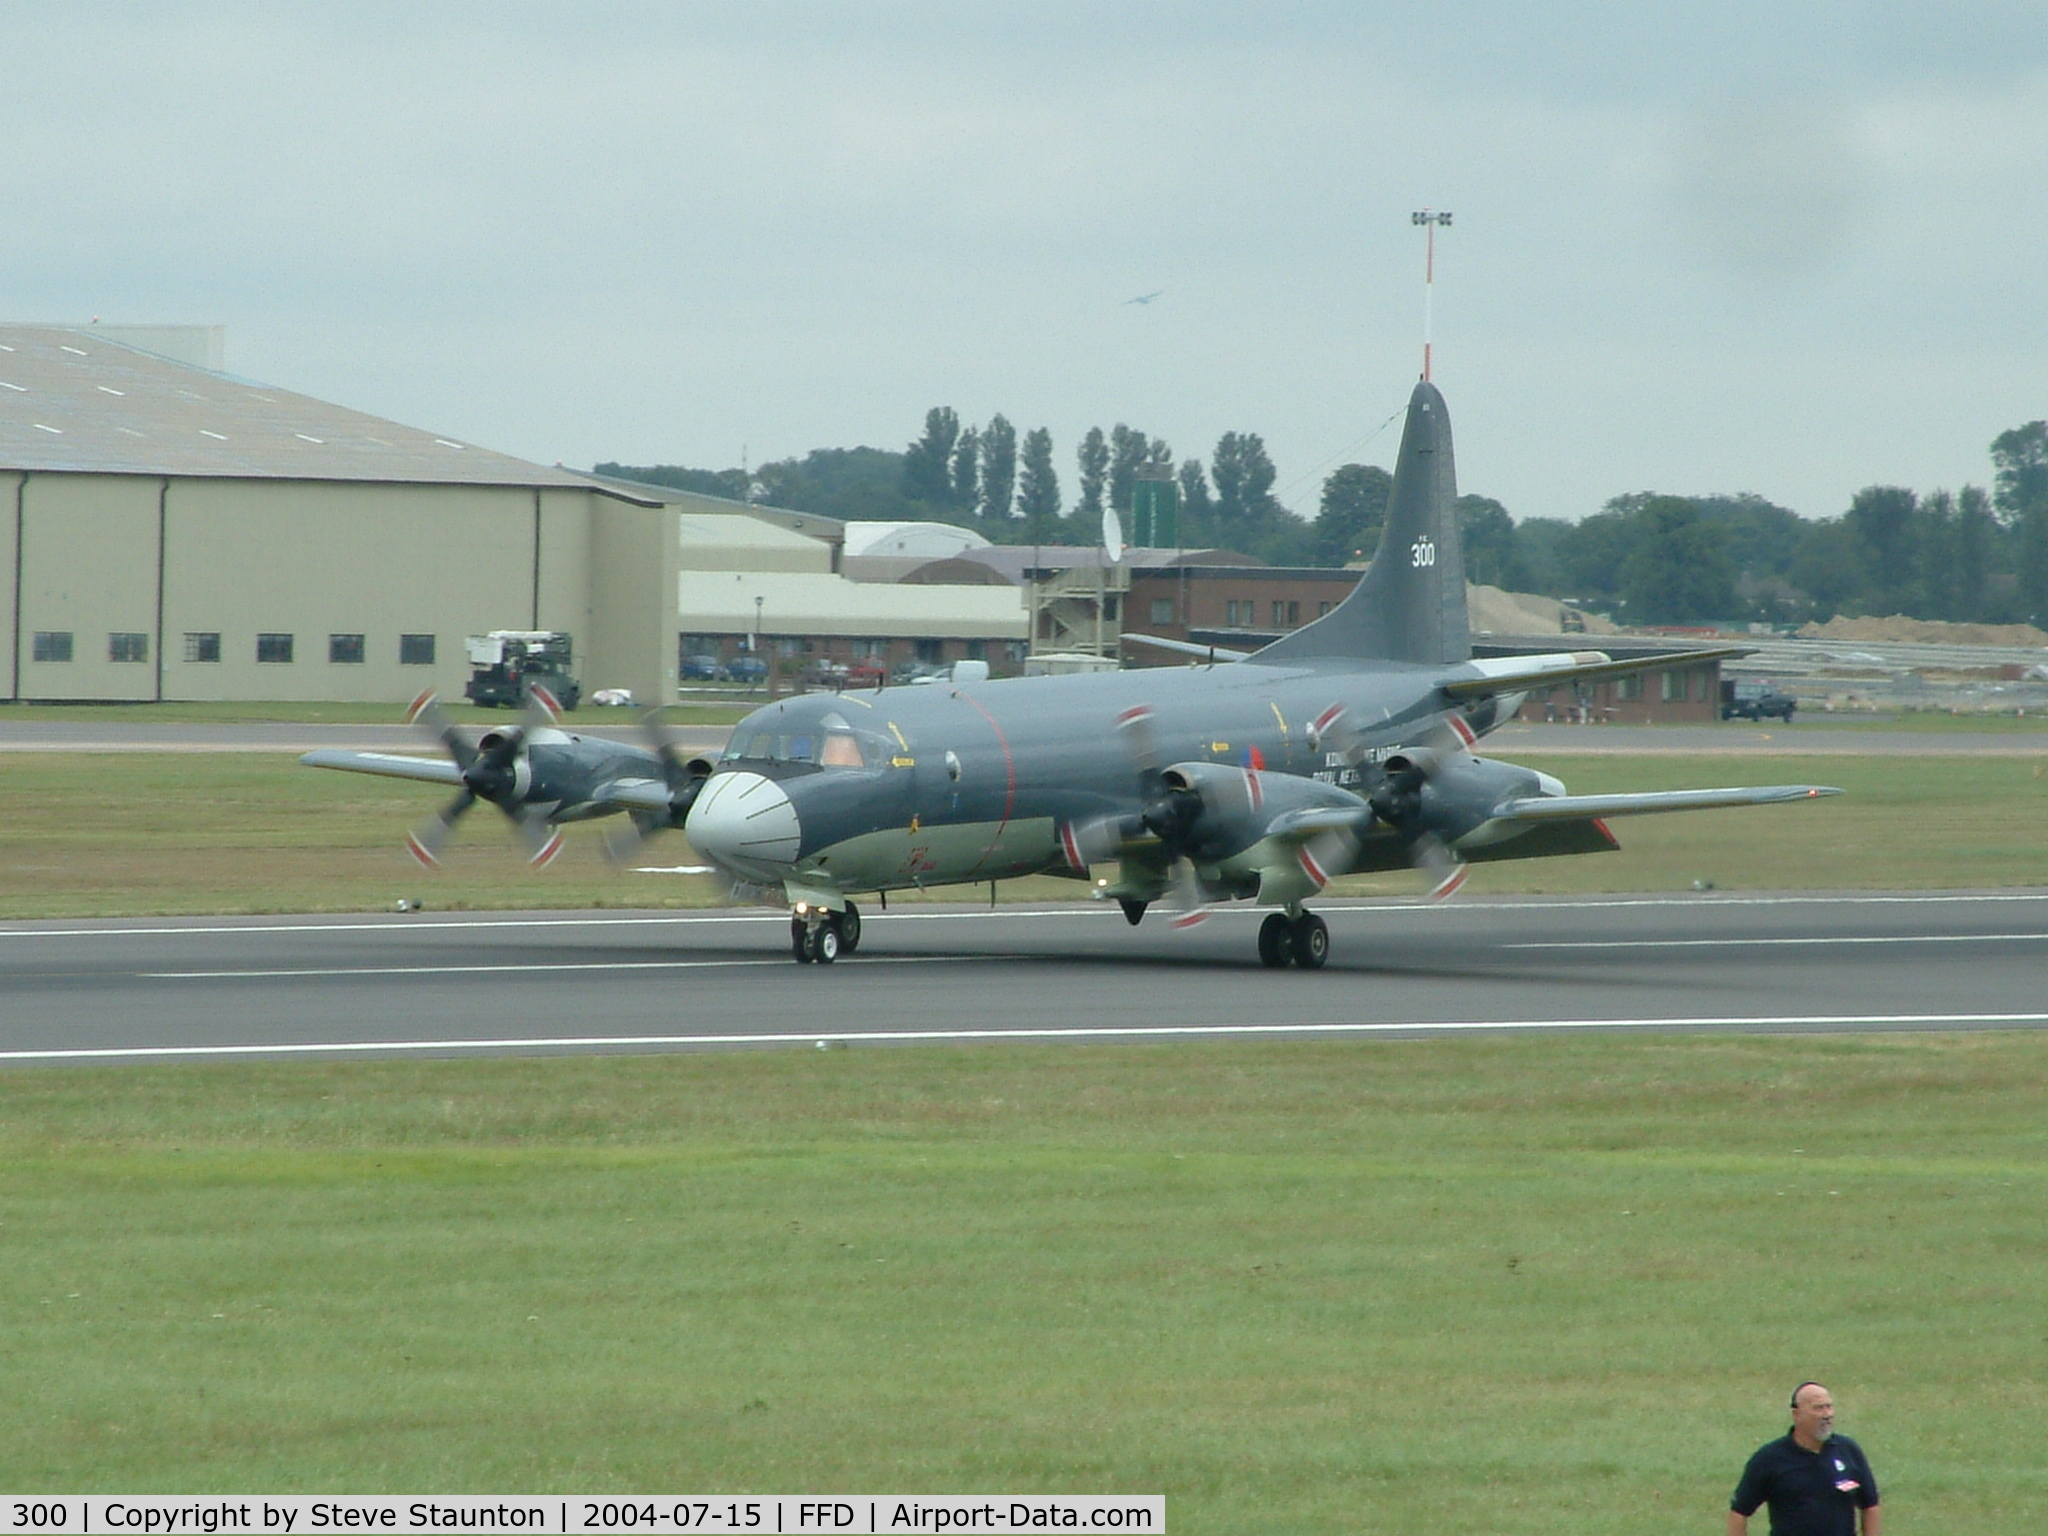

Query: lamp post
left=1411, top=209, right=1452, bottom=382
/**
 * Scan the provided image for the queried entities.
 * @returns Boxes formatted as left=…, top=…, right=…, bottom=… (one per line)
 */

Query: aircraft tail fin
left=1252, top=379, right=1469, bottom=666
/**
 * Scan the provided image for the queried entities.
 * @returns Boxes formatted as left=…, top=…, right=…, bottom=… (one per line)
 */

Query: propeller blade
left=524, top=683, right=565, bottom=725
left=1167, top=858, right=1212, bottom=929
left=1410, top=831, right=1468, bottom=902
left=406, top=788, right=476, bottom=868
left=408, top=689, right=477, bottom=772
left=506, top=807, right=565, bottom=867
left=602, top=811, right=665, bottom=868
left=1116, top=704, right=1162, bottom=779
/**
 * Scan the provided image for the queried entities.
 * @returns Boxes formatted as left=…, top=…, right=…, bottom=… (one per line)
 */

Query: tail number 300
left=1410, top=538, right=1437, bottom=568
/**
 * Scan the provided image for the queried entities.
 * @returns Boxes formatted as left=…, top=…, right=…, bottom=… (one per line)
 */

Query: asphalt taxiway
left=5, top=891, right=2047, bottom=1063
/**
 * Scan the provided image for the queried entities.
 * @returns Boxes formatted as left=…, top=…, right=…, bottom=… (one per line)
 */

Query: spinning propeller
left=403, top=687, right=566, bottom=868
left=1310, top=705, right=1478, bottom=900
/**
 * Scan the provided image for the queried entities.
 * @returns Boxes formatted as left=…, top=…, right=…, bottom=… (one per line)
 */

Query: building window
left=1318, top=601, right=1333, bottom=617
left=256, top=633, right=295, bottom=664
left=1224, top=600, right=1241, bottom=626
left=31, top=631, right=72, bottom=663
left=185, top=632, right=221, bottom=663
left=1661, top=670, right=1689, bottom=702
left=329, top=633, right=366, bottom=664
left=1287, top=601, right=1300, bottom=625
left=1616, top=674, right=1643, bottom=702
left=109, top=633, right=149, bottom=663
left=1150, top=598, right=1174, bottom=625
left=399, top=634, right=436, bottom=666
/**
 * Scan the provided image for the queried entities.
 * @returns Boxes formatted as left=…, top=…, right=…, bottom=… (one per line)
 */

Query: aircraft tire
left=839, top=903, right=861, bottom=954
left=812, top=924, right=840, bottom=964
left=1257, top=912, right=1294, bottom=969
left=1290, top=912, right=1329, bottom=970
left=791, top=916, right=813, bottom=963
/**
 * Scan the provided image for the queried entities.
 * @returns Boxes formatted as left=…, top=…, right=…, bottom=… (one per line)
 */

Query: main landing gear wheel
left=791, top=914, right=813, bottom=963
left=838, top=902, right=861, bottom=955
left=1290, top=912, right=1329, bottom=970
left=1257, top=912, right=1294, bottom=968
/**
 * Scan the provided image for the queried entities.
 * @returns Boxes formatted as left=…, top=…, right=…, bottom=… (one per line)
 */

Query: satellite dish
left=1102, top=505, right=1125, bottom=564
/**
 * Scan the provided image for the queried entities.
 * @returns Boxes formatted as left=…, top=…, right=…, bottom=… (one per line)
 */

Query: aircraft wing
left=1438, top=646, right=1752, bottom=702
left=1120, top=632, right=1253, bottom=663
left=1491, top=784, right=1841, bottom=820
left=298, top=749, right=466, bottom=787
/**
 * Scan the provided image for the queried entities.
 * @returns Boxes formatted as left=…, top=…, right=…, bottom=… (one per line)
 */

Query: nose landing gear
left=791, top=901, right=863, bottom=964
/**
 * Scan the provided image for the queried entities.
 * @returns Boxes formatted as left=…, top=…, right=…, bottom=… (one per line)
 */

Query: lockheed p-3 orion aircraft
left=305, top=378, right=1838, bottom=967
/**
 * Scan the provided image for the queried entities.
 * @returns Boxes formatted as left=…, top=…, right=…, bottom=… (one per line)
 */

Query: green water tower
left=1130, top=473, right=1179, bottom=548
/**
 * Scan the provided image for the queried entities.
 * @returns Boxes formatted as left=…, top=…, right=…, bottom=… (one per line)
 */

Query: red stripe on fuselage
left=956, top=691, right=1018, bottom=879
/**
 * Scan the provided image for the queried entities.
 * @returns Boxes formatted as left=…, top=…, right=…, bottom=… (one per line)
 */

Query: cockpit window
left=723, top=711, right=888, bottom=771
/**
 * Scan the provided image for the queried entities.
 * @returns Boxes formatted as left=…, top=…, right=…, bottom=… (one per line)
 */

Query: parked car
left=725, top=655, right=769, bottom=685
left=680, top=653, right=723, bottom=682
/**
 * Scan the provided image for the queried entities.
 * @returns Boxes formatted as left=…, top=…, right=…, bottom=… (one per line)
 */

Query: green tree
left=1915, top=490, right=1958, bottom=619
left=1617, top=496, right=1737, bottom=622
left=979, top=415, right=1017, bottom=523
left=950, top=425, right=980, bottom=513
left=1955, top=484, right=1995, bottom=621
left=902, top=407, right=959, bottom=506
left=1211, top=433, right=1248, bottom=521
left=1017, top=427, right=1061, bottom=542
left=1176, top=459, right=1211, bottom=546
left=1457, top=494, right=1526, bottom=589
left=1109, top=425, right=1165, bottom=514
left=1843, top=485, right=1920, bottom=615
left=1992, top=421, right=2048, bottom=622
left=1313, top=464, right=1392, bottom=565
left=1075, top=427, right=1109, bottom=523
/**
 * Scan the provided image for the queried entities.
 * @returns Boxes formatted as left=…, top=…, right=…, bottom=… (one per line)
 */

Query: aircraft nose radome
left=684, top=770, right=802, bottom=875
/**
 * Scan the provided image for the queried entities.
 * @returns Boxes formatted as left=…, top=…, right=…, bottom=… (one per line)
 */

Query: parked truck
left=1720, top=678, right=1796, bottom=721
left=464, top=630, right=581, bottom=711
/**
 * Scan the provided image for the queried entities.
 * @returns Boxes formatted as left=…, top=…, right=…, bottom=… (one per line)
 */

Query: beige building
left=1, top=324, right=690, bottom=705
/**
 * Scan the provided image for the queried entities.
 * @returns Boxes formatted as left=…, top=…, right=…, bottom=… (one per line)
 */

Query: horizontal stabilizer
left=1439, top=646, right=1752, bottom=702
left=299, top=749, right=465, bottom=786
left=1121, top=632, right=1252, bottom=663
left=1493, top=784, right=1842, bottom=821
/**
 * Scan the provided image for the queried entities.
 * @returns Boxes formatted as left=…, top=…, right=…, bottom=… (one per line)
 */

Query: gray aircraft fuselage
left=682, top=657, right=1534, bottom=907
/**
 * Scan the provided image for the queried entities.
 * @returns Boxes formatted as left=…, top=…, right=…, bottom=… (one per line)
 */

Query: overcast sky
left=5, top=2, right=2044, bottom=525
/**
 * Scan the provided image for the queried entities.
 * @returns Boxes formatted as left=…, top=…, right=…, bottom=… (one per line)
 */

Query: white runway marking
left=1509, top=933, right=2048, bottom=950
left=146, top=955, right=975, bottom=979
left=7, top=1011, right=2048, bottom=1062
left=4, top=889, right=2046, bottom=943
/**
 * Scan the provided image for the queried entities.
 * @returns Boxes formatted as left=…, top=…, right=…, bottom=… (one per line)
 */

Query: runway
left=6, top=890, right=2048, bottom=1063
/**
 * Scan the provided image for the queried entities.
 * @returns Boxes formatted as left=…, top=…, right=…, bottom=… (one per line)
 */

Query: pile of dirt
left=1468, top=584, right=1620, bottom=636
left=1797, top=614, right=2048, bottom=647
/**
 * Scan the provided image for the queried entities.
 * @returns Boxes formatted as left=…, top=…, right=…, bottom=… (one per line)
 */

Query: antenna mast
left=1411, top=208, right=1452, bottom=382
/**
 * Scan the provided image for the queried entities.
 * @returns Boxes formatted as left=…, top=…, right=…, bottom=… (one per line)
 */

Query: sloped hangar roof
left=0, top=325, right=603, bottom=490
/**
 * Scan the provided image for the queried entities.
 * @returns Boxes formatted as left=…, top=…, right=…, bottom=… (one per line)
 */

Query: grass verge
left=2, top=1034, right=2044, bottom=1529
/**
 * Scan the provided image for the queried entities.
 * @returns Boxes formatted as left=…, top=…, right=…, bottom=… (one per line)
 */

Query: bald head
left=1790, top=1382, right=1835, bottom=1449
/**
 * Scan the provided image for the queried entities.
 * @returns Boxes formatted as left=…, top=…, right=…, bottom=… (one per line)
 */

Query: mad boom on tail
left=306, top=379, right=1838, bottom=967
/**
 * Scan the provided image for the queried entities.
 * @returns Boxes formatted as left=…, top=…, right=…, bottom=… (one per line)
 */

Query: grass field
left=3, top=1035, right=2044, bottom=1529
left=1, top=751, right=2044, bottom=919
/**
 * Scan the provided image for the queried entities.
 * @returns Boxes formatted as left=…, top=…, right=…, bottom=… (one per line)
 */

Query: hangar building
left=2, top=324, right=685, bottom=705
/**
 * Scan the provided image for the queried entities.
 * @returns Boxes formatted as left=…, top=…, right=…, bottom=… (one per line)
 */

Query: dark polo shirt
left=1732, top=1430, right=1879, bottom=1536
